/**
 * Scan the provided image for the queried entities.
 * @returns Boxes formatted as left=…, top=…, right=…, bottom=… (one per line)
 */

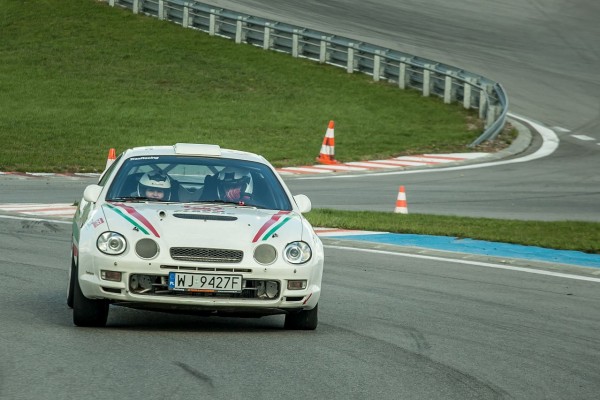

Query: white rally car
left=68, top=143, right=323, bottom=330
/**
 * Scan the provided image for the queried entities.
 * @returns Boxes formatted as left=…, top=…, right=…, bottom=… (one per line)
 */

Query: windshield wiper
left=189, top=199, right=260, bottom=207
left=109, top=196, right=163, bottom=202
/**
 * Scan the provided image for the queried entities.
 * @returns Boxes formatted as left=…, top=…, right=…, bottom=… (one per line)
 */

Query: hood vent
left=173, top=213, right=237, bottom=221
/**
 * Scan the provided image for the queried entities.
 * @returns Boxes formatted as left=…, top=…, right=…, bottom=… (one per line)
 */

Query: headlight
left=283, top=241, right=312, bottom=264
left=97, top=232, right=127, bottom=255
left=254, top=244, right=277, bottom=265
left=135, top=238, right=159, bottom=259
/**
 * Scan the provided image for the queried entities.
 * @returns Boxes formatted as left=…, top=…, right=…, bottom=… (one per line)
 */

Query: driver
left=216, top=167, right=253, bottom=203
left=137, top=172, right=172, bottom=200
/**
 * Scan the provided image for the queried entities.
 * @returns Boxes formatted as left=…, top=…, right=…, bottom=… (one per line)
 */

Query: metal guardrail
left=106, top=0, right=508, bottom=146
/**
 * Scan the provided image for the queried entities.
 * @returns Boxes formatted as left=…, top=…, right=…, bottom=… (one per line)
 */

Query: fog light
left=253, top=244, right=277, bottom=265
left=287, top=280, right=307, bottom=290
left=101, top=270, right=122, bottom=282
left=135, top=238, right=159, bottom=259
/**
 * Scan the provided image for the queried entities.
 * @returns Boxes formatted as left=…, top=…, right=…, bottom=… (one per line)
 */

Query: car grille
left=170, top=247, right=243, bottom=263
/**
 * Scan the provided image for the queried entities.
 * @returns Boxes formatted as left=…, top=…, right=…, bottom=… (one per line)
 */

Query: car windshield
left=105, top=155, right=292, bottom=211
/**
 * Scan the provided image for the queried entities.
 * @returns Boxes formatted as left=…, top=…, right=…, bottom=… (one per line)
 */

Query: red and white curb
left=0, top=153, right=487, bottom=178
left=0, top=203, right=77, bottom=218
left=276, top=153, right=488, bottom=175
left=0, top=154, right=488, bottom=219
left=0, top=172, right=101, bottom=179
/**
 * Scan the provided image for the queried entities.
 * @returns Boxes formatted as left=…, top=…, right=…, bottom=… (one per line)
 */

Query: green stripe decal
left=262, top=217, right=291, bottom=241
left=105, top=204, right=149, bottom=235
left=72, top=219, right=80, bottom=242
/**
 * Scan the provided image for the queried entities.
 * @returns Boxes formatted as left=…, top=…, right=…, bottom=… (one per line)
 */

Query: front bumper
left=78, top=254, right=322, bottom=314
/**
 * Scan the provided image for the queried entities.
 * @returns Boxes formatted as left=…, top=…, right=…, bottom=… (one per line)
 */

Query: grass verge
left=1, top=0, right=484, bottom=172
left=306, top=209, right=600, bottom=254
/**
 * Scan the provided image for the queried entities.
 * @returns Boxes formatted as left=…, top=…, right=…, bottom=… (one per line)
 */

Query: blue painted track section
left=328, top=233, right=600, bottom=268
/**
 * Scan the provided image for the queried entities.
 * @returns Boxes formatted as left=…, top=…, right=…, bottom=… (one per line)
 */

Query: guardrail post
left=423, top=64, right=431, bottom=97
left=319, top=37, right=327, bottom=63
left=263, top=24, right=271, bottom=50
left=132, top=0, right=139, bottom=14
left=158, top=0, right=164, bottom=20
left=292, top=30, right=299, bottom=58
left=486, top=105, right=496, bottom=128
left=373, top=51, right=381, bottom=82
left=182, top=3, right=190, bottom=28
left=235, top=18, right=243, bottom=44
left=398, top=59, right=407, bottom=89
left=109, top=0, right=115, bottom=7
left=463, top=78, right=472, bottom=109
left=347, top=44, right=355, bottom=73
left=444, top=75, right=454, bottom=104
left=209, top=11, right=216, bottom=36
left=479, top=87, right=488, bottom=119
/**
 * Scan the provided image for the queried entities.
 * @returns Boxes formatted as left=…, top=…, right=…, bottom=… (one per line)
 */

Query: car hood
left=100, top=202, right=308, bottom=249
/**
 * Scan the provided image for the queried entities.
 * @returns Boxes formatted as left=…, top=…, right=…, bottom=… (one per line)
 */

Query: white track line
left=571, top=134, right=595, bottom=141
left=278, top=167, right=332, bottom=174
left=311, top=164, right=369, bottom=171
left=326, top=245, right=600, bottom=283
left=0, top=214, right=71, bottom=224
left=345, top=161, right=410, bottom=168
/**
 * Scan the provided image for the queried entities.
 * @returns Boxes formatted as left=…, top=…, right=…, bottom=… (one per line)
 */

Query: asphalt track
left=2, top=2, right=600, bottom=399
left=1, top=216, right=600, bottom=400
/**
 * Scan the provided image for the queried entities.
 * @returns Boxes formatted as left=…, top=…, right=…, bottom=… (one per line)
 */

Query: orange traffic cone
left=105, top=148, right=116, bottom=170
left=394, top=185, right=408, bottom=214
left=316, top=120, right=339, bottom=164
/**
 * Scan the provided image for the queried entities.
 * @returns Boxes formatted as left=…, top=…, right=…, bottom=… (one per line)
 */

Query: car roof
left=122, top=143, right=268, bottom=164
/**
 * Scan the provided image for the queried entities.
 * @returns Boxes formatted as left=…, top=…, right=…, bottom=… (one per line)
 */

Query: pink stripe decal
left=113, top=203, right=161, bottom=238
left=252, top=211, right=290, bottom=243
left=303, top=292, right=313, bottom=305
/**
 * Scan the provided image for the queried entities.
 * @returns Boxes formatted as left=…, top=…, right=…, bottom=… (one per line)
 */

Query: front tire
left=284, top=304, right=318, bottom=330
left=73, top=271, right=109, bottom=327
left=67, top=255, right=76, bottom=308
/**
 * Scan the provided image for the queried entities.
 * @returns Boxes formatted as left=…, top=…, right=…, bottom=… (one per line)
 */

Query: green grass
left=1, top=1, right=597, bottom=255
left=0, top=0, right=482, bottom=172
left=306, top=210, right=600, bottom=254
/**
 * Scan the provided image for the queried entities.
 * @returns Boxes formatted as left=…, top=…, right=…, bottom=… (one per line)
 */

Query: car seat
left=199, top=174, right=218, bottom=201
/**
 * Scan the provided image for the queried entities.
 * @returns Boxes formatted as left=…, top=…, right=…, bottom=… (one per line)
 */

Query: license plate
left=168, top=272, right=243, bottom=292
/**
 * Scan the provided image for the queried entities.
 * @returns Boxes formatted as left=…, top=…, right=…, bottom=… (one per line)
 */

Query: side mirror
left=83, top=184, right=103, bottom=203
left=293, top=194, right=312, bottom=213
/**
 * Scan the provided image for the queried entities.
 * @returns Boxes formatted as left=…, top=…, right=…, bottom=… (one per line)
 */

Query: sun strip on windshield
left=104, top=203, right=156, bottom=237
left=252, top=210, right=291, bottom=243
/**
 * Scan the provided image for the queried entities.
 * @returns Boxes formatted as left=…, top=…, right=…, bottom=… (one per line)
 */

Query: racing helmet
left=216, top=167, right=253, bottom=202
left=137, top=171, right=172, bottom=200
